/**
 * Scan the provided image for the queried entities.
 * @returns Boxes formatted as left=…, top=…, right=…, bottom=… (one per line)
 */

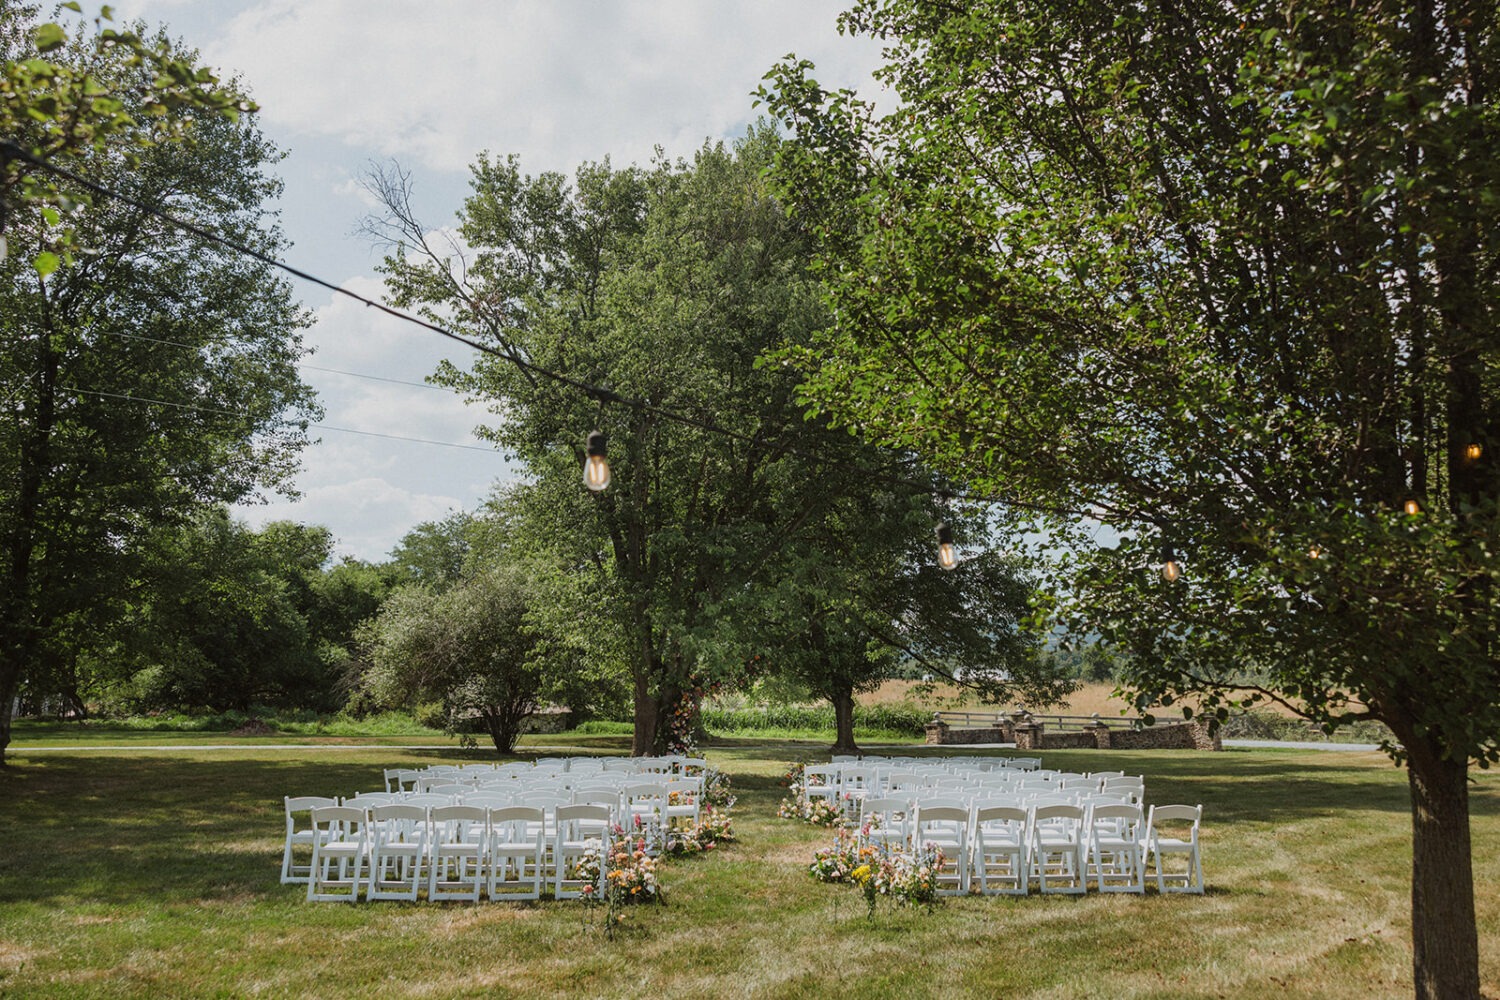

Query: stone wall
left=924, top=723, right=1013, bottom=745
left=930, top=715, right=1221, bottom=751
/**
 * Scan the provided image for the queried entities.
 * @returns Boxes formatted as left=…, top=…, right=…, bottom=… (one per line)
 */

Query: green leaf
left=33, top=251, right=60, bottom=277
left=34, top=23, right=67, bottom=52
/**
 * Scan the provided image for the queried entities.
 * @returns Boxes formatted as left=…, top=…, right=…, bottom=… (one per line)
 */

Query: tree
left=761, top=2, right=1498, bottom=996
left=122, top=511, right=328, bottom=713
left=374, top=128, right=1062, bottom=755
left=387, top=511, right=475, bottom=591
left=358, top=564, right=548, bottom=754
left=0, top=8, right=316, bottom=760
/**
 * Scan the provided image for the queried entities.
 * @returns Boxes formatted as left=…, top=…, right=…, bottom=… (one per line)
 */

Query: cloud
left=237, top=477, right=470, bottom=561
left=197, top=0, right=888, bottom=175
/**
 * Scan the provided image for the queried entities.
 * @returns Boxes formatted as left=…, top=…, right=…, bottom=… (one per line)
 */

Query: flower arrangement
left=661, top=801, right=737, bottom=858
left=809, top=831, right=945, bottom=917
left=778, top=795, right=848, bottom=828
left=701, top=768, right=736, bottom=811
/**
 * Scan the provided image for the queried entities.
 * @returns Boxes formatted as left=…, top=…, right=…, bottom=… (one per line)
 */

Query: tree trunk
left=0, top=662, right=15, bottom=766
left=830, top=685, right=859, bottom=755
left=1406, top=735, right=1480, bottom=1000
left=631, top=667, right=657, bottom=757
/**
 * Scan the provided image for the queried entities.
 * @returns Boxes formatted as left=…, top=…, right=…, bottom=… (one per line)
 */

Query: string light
left=1404, top=499, right=1421, bottom=516
left=1161, top=543, right=1182, bottom=583
left=584, top=430, right=611, bottom=491
left=1466, top=443, right=1483, bottom=462
left=935, top=522, right=958, bottom=570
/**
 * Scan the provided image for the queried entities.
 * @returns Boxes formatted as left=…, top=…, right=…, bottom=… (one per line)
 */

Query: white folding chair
left=306, top=806, right=369, bottom=902
left=1146, top=804, right=1203, bottom=893
left=281, top=795, right=337, bottom=884
left=802, top=764, right=839, bottom=809
left=664, top=776, right=703, bottom=829
left=368, top=804, right=428, bottom=902
left=1088, top=803, right=1146, bottom=893
left=972, top=804, right=1030, bottom=896
left=488, top=806, right=545, bottom=901
left=428, top=804, right=488, bottom=902
left=859, top=796, right=912, bottom=851
left=554, top=804, right=612, bottom=900
left=1030, top=804, right=1087, bottom=894
left=912, top=803, right=970, bottom=895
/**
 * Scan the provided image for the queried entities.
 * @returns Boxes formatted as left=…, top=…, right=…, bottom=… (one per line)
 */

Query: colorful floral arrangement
left=701, top=768, right=736, bottom=811
left=809, top=831, right=945, bottom=916
left=778, top=795, right=849, bottom=828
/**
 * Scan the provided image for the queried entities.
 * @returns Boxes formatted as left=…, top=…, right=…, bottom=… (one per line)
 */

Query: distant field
left=0, top=742, right=1495, bottom=998
left=860, top=679, right=1138, bottom=718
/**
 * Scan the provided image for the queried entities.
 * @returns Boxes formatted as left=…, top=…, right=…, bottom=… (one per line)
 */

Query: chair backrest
left=975, top=804, right=1028, bottom=825
left=286, top=795, right=337, bottom=815
left=403, top=793, right=453, bottom=808
left=342, top=792, right=395, bottom=809
left=311, top=805, right=368, bottom=836
left=427, top=804, right=486, bottom=846
left=1147, top=803, right=1202, bottom=838
left=371, top=803, right=429, bottom=840
left=555, top=803, right=612, bottom=840
left=1032, top=803, right=1084, bottom=824
left=488, top=806, right=544, bottom=839
left=1089, top=803, right=1143, bottom=832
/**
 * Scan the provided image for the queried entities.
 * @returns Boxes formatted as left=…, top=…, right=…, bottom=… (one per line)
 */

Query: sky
left=95, top=1, right=888, bottom=562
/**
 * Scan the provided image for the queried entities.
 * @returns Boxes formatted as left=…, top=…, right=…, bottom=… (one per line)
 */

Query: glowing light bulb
left=935, top=522, right=958, bottom=570
left=1466, top=443, right=1483, bottom=462
left=584, top=430, right=611, bottom=492
left=1161, top=543, right=1181, bottom=582
left=1308, top=545, right=1323, bottom=560
left=1404, top=499, right=1420, bottom=516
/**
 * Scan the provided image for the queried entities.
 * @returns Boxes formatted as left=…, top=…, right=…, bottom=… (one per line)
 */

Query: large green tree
left=0, top=9, right=316, bottom=759
left=762, top=1, right=1498, bottom=996
left=374, top=129, right=1060, bottom=755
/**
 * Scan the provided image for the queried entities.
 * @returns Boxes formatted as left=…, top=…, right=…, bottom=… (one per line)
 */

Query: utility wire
left=0, top=139, right=1075, bottom=517
left=61, top=385, right=503, bottom=454
left=94, top=328, right=467, bottom=394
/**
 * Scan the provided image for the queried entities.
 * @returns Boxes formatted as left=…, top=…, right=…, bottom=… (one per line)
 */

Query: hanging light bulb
left=1404, top=498, right=1420, bottom=516
left=583, top=430, right=611, bottom=491
left=1161, top=543, right=1182, bottom=583
left=1466, top=442, right=1483, bottom=462
left=1308, top=544, right=1323, bottom=560
left=935, top=522, right=958, bottom=570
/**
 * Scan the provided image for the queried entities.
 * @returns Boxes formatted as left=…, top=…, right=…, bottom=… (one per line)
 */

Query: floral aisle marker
left=575, top=825, right=664, bottom=937
left=809, top=830, right=945, bottom=919
left=777, top=763, right=850, bottom=828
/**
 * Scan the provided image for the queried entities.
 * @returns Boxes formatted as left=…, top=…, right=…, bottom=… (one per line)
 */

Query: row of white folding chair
left=861, top=798, right=1201, bottom=895
left=304, top=802, right=619, bottom=902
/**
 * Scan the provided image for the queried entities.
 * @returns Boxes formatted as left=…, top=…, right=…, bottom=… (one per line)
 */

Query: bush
left=1218, top=710, right=1392, bottom=744
left=700, top=702, right=929, bottom=738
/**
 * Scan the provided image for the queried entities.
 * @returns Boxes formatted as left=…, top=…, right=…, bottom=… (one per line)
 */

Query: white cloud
left=198, top=0, right=888, bottom=175
left=238, top=477, right=468, bottom=560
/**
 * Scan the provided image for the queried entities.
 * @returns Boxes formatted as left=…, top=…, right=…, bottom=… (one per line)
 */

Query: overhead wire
left=0, top=138, right=1084, bottom=520
left=59, top=385, right=505, bottom=454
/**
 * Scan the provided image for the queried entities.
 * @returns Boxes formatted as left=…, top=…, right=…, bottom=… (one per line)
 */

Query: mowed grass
left=0, top=744, right=1496, bottom=999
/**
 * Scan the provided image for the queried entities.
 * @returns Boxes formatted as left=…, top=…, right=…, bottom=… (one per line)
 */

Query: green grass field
left=0, top=742, right=1495, bottom=999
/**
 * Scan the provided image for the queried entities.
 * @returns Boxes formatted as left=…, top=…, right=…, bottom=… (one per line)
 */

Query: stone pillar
left=1189, top=719, right=1223, bottom=751
left=1013, top=719, right=1042, bottom=750
left=925, top=713, right=949, bottom=746
left=1085, top=714, right=1112, bottom=749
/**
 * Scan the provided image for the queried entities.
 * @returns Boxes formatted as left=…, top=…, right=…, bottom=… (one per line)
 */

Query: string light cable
left=1, top=139, right=1112, bottom=548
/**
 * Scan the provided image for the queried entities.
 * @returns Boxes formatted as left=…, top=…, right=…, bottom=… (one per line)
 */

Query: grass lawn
left=0, top=742, right=1495, bottom=999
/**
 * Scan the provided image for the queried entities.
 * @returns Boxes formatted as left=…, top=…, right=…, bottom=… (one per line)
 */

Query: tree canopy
left=0, top=6, right=316, bottom=760
left=374, top=128, right=1063, bottom=754
left=760, top=1, right=1498, bottom=996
